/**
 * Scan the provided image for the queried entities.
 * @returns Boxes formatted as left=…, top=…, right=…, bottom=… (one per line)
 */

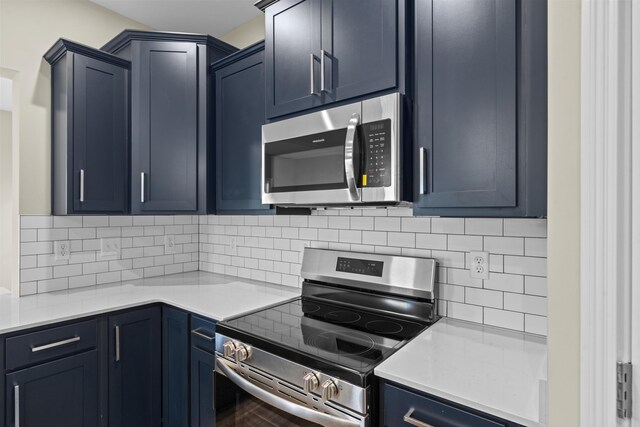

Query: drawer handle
left=31, top=336, right=80, bottom=353
left=115, top=325, right=121, bottom=362
left=14, top=385, right=19, bottom=427
left=404, top=408, right=434, bottom=427
left=191, top=328, right=215, bottom=342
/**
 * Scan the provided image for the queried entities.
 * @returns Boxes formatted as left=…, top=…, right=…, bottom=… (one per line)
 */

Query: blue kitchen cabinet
left=190, top=315, right=217, bottom=427
left=44, top=39, right=129, bottom=215
left=3, top=319, right=100, bottom=426
left=212, top=41, right=274, bottom=214
left=413, top=0, right=547, bottom=217
left=101, top=31, right=237, bottom=214
left=382, top=382, right=522, bottom=427
left=162, top=306, right=190, bottom=427
left=108, top=306, right=161, bottom=427
left=262, top=0, right=407, bottom=119
left=264, top=0, right=322, bottom=119
left=6, top=352, right=99, bottom=427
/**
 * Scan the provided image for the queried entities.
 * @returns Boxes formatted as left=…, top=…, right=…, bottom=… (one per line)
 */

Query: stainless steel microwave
left=261, top=93, right=410, bottom=207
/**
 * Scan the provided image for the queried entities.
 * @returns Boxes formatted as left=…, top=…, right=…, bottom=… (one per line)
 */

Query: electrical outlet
left=164, top=235, right=176, bottom=254
left=469, top=251, right=489, bottom=280
left=54, top=241, right=71, bottom=261
left=100, top=238, right=121, bottom=260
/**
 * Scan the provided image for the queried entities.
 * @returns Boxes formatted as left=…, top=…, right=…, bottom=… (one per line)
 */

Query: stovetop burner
left=219, top=297, right=432, bottom=377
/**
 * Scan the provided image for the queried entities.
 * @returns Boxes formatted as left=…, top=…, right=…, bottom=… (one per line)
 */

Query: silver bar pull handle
left=344, top=113, right=361, bottom=202
left=140, top=173, right=145, bottom=203
left=320, top=49, right=329, bottom=92
left=403, top=408, right=434, bottom=427
left=32, top=336, right=80, bottom=353
left=216, top=358, right=359, bottom=427
left=115, top=325, right=120, bottom=362
left=191, top=329, right=215, bottom=342
left=309, top=54, right=319, bottom=96
left=419, top=147, right=427, bottom=195
left=79, top=169, right=85, bottom=202
left=14, top=385, right=19, bottom=427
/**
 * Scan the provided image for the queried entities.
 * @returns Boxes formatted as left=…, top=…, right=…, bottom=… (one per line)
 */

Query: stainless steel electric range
left=214, top=248, right=438, bottom=427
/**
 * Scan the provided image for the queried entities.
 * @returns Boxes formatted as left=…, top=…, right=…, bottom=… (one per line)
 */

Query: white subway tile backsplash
left=504, top=218, right=547, bottom=238
left=504, top=256, right=547, bottom=277
left=465, top=218, right=502, bottom=236
left=483, top=236, right=524, bottom=255
left=21, top=210, right=546, bottom=336
left=431, top=218, right=464, bottom=234
left=483, top=308, right=524, bottom=331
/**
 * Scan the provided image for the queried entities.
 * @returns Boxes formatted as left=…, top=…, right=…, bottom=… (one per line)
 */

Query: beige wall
left=0, top=109, right=13, bottom=291
left=547, top=0, right=581, bottom=425
left=219, top=16, right=265, bottom=49
left=0, top=0, right=149, bottom=215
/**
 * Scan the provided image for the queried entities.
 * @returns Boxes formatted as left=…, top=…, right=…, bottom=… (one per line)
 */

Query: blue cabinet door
left=108, top=307, right=161, bottom=427
left=190, top=347, right=215, bottom=427
left=72, top=54, right=128, bottom=213
left=413, top=0, right=547, bottom=216
left=214, top=44, right=273, bottom=214
left=265, top=0, right=322, bottom=118
left=320, top=0, right=398, bottom=104
left=414, top=0, right=517, bottom=212
left=5, top=351, right=98, bottom=427
left=162, top=307, right=189, bottom=427
left=131, top=41, right=199, bottom=213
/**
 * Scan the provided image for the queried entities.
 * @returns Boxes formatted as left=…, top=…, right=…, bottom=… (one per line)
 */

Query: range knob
left=302, top=372, right=320, bottom=393
left=320, top=379, right=339, bottom=402
left=235, top=344, right=252, bottom=362
left=222, top=341, right=237, bottom=358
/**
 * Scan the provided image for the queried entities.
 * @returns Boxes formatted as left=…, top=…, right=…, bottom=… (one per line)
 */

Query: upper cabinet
left=45, top=39, right=130, bottom=215
left=413, top=0, right=547, bottom=217
left=102, top=31, right=237, bottom=214
left=263, top=0, right=407, bottom=119
left=212, top=42, right=273, bottom=214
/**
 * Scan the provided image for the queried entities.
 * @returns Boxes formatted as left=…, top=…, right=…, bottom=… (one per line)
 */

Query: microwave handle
left=344, top=113, right=361, bottom=202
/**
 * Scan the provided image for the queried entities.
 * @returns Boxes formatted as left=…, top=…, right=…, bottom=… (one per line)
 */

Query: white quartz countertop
left=375, top=317, right=547, bottom=427
left=0, top=271, right=300, bottom=335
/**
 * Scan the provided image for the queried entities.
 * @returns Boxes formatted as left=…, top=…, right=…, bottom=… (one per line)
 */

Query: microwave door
left=262, top=102, right=363, bottom=206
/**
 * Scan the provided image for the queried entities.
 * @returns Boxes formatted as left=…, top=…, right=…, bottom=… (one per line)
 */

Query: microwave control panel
left=361, top=119, right=392, bottom=187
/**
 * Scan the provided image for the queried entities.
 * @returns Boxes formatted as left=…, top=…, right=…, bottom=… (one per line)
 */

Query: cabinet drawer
left=190, top=315, right=216, bottom=353
left=383, top=383, right=506, bottom=427
left=5, top=319, right=97, bottom=371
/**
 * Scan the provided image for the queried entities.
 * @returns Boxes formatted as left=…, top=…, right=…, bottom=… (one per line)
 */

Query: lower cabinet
left=190, top=315, right=217, bottom=427
left=162, top=307, right=190, bottom=427
left=6, top=351, right=98, bottom=427
left=382, top=382, right=521, bottom=427
left=108, top=307, right=161, bottom=427
left=2, top=305, right=214, bottom=427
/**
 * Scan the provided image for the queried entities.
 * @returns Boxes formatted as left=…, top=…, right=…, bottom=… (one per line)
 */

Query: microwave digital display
left=361, top=119, right=392, bottom=188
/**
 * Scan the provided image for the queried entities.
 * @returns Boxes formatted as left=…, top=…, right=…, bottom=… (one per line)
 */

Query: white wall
left=219, top=16, right=265, bottom=48
left=0, top=0, right=149, bottom=215
left=547, top=0, right=581, bottom=425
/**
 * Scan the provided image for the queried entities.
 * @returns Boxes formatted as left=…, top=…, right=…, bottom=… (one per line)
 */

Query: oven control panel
left=361, top=119, right=391, bottom=188
left=336, top=257, right=384, bottom=277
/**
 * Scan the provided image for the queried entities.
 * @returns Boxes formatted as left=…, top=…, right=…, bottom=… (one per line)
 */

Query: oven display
left=336, top=257, right=383, bottom=277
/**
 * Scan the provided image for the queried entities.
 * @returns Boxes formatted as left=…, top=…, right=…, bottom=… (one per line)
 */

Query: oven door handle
left=344, top=112, right=361, bottom=202
left=216, top=358, right=360, bottom=427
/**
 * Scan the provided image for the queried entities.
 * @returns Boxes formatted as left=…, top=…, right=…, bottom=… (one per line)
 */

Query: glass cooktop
left=220, top=298, right=430, bottom=375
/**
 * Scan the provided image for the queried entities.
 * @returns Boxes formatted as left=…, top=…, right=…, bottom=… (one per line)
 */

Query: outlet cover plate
left=54, top=241, right=71, bottom=261
left=469, top=251, right=489, bottom=280
left=100, top=238, right=121, bottom=260
left=164, top=235, right=176, bottom=254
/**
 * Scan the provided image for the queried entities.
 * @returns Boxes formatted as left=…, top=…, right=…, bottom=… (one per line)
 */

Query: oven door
left=262, top=102, right=362, bottom=206
left=215, top=358, right=363, bottom=427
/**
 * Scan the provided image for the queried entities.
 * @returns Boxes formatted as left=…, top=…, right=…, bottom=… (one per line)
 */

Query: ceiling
left=89, top=0, right=262, bottom=37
